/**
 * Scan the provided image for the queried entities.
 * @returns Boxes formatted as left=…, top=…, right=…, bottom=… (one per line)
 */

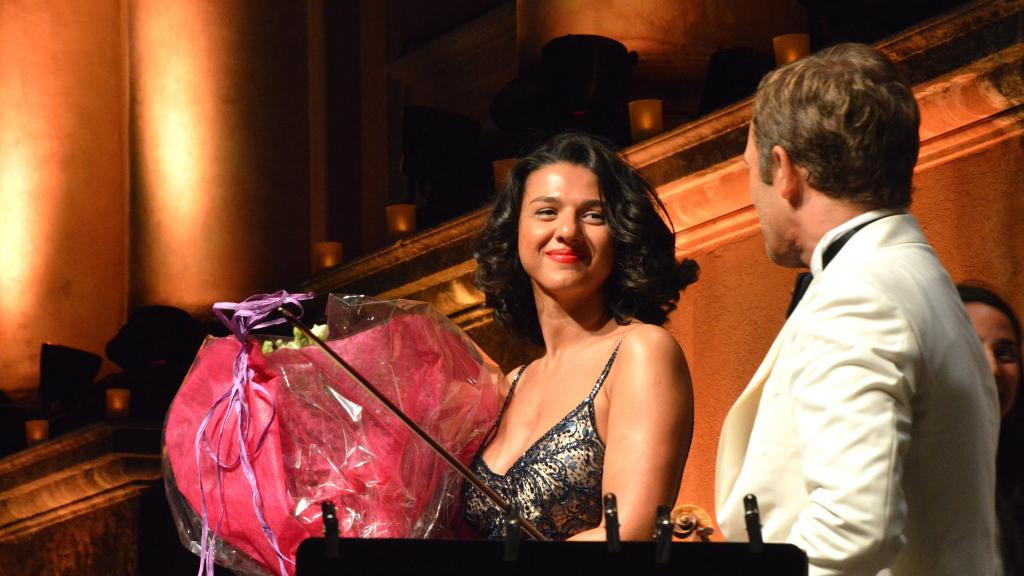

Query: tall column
left=0, top=0, right=128, bottom=399
left=129, top=0, right=310, bottom=313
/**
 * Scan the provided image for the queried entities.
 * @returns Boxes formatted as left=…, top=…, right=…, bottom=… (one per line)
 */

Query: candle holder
left=773, top=33, right=810, bottom=67
left=312, top=241, right=344, bottom=274
left=628, top=99, right=664, bottom=143
left=385, top=204, right=417, bottom=241
left=24, top=419, right=49, bottom=446
left=106, top=388, right=131, bottom=421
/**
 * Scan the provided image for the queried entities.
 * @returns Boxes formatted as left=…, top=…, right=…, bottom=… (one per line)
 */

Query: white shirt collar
left=808, top=207, right=905, bottom=276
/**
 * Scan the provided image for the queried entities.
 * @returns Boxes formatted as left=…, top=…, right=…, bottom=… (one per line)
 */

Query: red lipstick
left=545, top=248, right=586, bottom=263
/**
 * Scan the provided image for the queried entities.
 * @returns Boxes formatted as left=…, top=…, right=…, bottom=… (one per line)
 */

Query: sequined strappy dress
left=461, top=345, right=620, bottom=540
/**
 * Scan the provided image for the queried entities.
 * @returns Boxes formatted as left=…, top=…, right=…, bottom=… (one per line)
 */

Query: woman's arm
left=569, top=325, right=694, bottom=541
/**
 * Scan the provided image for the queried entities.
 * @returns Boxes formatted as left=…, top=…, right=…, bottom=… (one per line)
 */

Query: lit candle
left=312, top=241, right=344, bottom=274
left=106, top=388, right=131, bottom=421
left=773, top=33, right=810, bottom=67
left=24, top=419, right=49, bottom=446
left=385, top=204, right=417, bottom=240
left=492, top=158, right=518, bottom=193
left=628, top=99, right=664, bottom=143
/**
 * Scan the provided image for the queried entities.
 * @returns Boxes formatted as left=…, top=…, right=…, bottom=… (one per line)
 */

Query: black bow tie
left=786, top=272, right=814, bottom=318
left=784, top=215, right=894, bottom=318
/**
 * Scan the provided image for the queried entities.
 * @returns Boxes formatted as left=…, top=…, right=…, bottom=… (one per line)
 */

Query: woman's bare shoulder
left=619, top=324, right=685, bottom=361
left=610, top=324, right=691, bottom=394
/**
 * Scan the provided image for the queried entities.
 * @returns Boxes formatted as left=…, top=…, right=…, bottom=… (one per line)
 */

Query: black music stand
left=295, top=537, right=807, bottom=576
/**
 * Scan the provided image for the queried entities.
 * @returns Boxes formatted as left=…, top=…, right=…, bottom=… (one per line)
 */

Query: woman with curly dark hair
left=461, top=132, right=699, bottom=541
left=959, top=284, right=1024, bottom=575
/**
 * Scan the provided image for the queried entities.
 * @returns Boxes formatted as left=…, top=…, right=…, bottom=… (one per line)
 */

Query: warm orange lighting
left=106, top=388, right=131, bottom=421
left=132, top=1, right=311, bottom=311
left=150, top=107, right=204, bottom=226
left=629, top=99, right=664, bottom=143
left=773, top=33, right=810, bottom=67
left=0, top=147, right=37, bottom=313
left=492, top=158, right=518, bottom=193
left=0, top=5, right=58, bottom=321
left=516, top=1, right=807, bottom=88
left=448, top=279, right=481, bottom=310
left=386, top=204, right=417, bottom=240
left=0, top=2, right=86, bottom=397
left=130, top=0, right=271, bottom=310
left=25, top=419, right=50, bottom=446
left=134, top=3, right=215, bottom=308
left=312, top=241, right=344, bottom=274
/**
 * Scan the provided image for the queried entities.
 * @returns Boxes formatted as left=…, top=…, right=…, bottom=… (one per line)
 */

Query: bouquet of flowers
left=163, top=292, right=503, bottom=575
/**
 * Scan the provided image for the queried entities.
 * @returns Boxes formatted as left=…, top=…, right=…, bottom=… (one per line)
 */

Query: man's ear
left=771, top=144, right=804, bottom=207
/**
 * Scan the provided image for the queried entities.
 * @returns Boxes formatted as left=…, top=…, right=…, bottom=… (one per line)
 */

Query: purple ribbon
left=194, top=290, right=314, bottom=576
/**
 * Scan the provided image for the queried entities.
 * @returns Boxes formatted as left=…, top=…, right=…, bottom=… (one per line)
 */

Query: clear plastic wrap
left=163, top=295, right=503, bottom=575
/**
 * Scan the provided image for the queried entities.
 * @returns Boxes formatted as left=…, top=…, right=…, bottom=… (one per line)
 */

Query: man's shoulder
left=831, top=213, right=932, bottom=269
left=807, top=252, right=960, bottom=354
left=818, top=215, right=950, bottom=311
left=790, top=215, right=988, bottom=391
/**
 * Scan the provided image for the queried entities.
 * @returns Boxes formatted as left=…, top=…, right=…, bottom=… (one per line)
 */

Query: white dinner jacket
left=716, top=211, right=1000, bottom=576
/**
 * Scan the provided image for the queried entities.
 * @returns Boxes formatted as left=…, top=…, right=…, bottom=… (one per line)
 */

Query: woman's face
left=517, top=162, right=614, bottom=303
left=966, top=302, right=1021, bottom=418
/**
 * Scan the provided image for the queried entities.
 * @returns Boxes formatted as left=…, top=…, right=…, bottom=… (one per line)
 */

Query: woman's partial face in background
left=966, top=302, right=1021, bottom=418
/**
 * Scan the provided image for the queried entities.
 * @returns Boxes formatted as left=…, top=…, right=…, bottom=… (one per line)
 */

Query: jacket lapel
left=714, top=214, right=926, bottom=520
left=715, top=326, right=788, bottom=509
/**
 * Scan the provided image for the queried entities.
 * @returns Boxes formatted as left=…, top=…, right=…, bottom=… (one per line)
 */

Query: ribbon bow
left=194, top=291, right=314, bottom=576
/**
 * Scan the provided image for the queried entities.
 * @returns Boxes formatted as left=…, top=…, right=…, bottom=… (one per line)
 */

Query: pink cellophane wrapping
left=163, top=296, right=503, bottom=575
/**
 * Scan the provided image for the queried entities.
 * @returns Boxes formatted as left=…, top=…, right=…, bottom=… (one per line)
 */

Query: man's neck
left=796, top=193, right=871, bottom=267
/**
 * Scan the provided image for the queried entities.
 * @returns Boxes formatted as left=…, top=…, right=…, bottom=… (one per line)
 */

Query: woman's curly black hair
left=474, top=132, right=699, bottom=344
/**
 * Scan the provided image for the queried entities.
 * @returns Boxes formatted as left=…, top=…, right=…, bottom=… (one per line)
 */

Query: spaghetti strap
left=496, top=365, right=526, bottom=420
left=462, top=342, right=620, bottom=540
left=586, top=341, right=622, bottom=401
left=482, top=365, right=527, bottom=445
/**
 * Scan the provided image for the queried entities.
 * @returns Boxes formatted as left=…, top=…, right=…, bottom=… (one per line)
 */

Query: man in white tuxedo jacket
left=715, top=43, right=1000, bottom=575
